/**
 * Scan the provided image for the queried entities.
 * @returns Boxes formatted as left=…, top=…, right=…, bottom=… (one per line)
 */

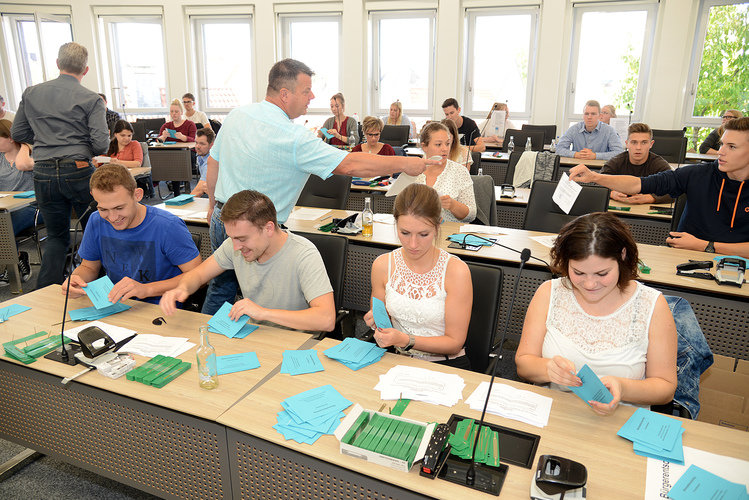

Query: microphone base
left=44, top=344, right=82, bottom=366
left=439, top=458, right=507, bottom=496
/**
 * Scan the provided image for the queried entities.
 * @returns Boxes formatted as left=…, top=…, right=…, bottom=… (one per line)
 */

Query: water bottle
left=550, top=138, right=557, bottom=152
left=525, top=136, right=533, bottom=151
left=477, top=167, right=484, bottom=176
left=494, top=125, right=500, bottom=138
left=507, top=136, right=515, bottom=154
left=362, top=197, right=373, bottom=237
left=196, top=326, right=218, bottom=389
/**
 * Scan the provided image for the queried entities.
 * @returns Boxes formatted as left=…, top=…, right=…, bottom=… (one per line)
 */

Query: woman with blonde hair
left=482, top=102, right=516, bottom=144
left=351, top=116, right=395, bottom=155
left=699, top=109, right=744, bottom=154
left=600, top=105, right=617, bottom=125
left=441, top=118, right=472, bottom=170
left=320, top=93, right=358, bottom=146
left=383, top=101, right=416, bottom=138
left=158, top=99, right=197, bottom=143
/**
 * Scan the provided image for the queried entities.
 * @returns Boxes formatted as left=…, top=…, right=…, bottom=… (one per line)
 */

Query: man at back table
left=62, top=164, right=202, bottom=304
left=601, top=122, right=673, bottom=205
left=11, top=42, right=110, bottom=288
left=161, top=190, right=335, bottom=332
left=557, top=99, right=624, bottom=161
left=569, top=117, right=749, bottom=257
left=442, top=98, right=486, bottom=153
left=203, top=58, right=435, bottom=314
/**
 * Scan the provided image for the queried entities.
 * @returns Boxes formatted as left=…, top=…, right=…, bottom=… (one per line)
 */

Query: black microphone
left=627, top=103, right=633, bottom=125
left=50, top=200, right=99, bottom=364
left=466, top=248, right=531, bottom=486
left=464, top=103, right=498, bottom=171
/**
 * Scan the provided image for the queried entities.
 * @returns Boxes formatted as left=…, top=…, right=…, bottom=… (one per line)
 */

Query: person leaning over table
left=415, top=122, right=476, bottom=223
left=515, top=213, right=677, bottom=415
left=101, top=120, right=143, bottom=169
left=158, top=99, right=197, bottom=143
left=351, top=116, right=395, bottom=155
left=556, top=99, right=624, bottom=161
left=382, top=100, right=416, bottom=139
left=160, top=189, right=335, bottom=332
left=203, top=58, right=435, bottom=316
left=569, top=117, right=749, bottom=258
left=364, top=183, right=473, bottom=369
left=441, top=118, right=473, bottom=170
left=182, top=92, right=209, bottom=129
left=319, top=92, right=358, bottom=146
left=600, top=122, right=673, bottom=205
left=62, top=164, right=201, bottom=305
left=699, top=109, right=743, bottom=155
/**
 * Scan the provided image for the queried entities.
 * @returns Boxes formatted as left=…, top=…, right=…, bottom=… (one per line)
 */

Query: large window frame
left=191, top=14, right=255, bottom=114
left=278, top=12, right=342, bottom=114
left=565, top=1, right=657, bottom=125
left=369, top=9, right=436, bottom=118
left=463, top=6, right=539, bottom=121
left=682, top=0, right=748, bottom=129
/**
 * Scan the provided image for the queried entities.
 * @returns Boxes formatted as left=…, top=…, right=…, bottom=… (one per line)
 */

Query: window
left=566, top=2, right=657, bottom=122
left=98, top=16, right=168, bottom=111
left=192, top=16, right=254, bottom=111
left=2, top=13, right=72, bottom=91
left=370, top=11, right=436, bottom=116
left=278, top=14, right=341, bottom=112
left=464, top=7, right=539, bottom=119
left=683, top=0, right=748, bottom=146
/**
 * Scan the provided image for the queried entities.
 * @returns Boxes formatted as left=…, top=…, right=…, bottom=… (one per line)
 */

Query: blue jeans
left=33, top=160, right=95, bottom=288
left=11, top=205, right=39, bottom=235
left=201, top=204, right=239, bottom=315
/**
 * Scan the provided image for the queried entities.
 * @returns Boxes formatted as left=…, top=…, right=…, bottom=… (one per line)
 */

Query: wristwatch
left=396, top=334, right=416, bottom=353
left=704, top=241, right=716, bottom=253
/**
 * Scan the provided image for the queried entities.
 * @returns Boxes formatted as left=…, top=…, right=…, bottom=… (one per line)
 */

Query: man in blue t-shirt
left=62, top=164, right=202, bottom=304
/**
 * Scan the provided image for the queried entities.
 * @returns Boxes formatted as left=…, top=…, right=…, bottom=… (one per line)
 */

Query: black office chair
left=465, top=263, right=502, bottom=374
left=470, top=151, right=481, bottom=176
left=504, top=152, right=560, bottom=187
left=380, top=125, right=410, bottom=147
left=130, top=121, right=147, bottom=142
left=149, top=148, right=193, bottom=200
left=670, top=194, right=687, bottom=232
left=470, top=174, right=497, bottom=226
left=523, top=179, right=610, bottom=233
left=652, top=128, right=687, bottom=138
left=297, top=174, right=352, bottom=210
left=209, top=119, right=222, bottom=135
left=521, top=124, right=557, bottom=145
left=182, top=233, right=208, bottom=312
left=651, top=136, right=687, bottom=164
left=502, top=129, right=544, bottom=153
left=15, top=208, right=44, bottom=265
left=136, top=117, right=166, bottom=137
left=294, top=232, right=349, bottom=339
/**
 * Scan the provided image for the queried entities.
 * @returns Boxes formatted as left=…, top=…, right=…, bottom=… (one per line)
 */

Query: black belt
left=216, top=201, right=224, bottom=209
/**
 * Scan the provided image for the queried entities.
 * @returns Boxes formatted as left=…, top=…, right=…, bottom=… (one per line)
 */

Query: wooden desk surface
left=284, top=207, right=748, bottom=299
left=686, top=152, right=718, bottom=162
left=155, top=197, right=210, bottom=225
left=0, top=287, right=314, bottom=421
left=218, top=338, right=749, bottom=500
left=128, top=166, right=151, bottom=178
left=148, top=142, right=196, bottom=149
left=0, top=191, right=35, bottom=211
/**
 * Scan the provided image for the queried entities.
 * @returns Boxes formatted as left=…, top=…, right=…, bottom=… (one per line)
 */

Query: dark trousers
left=32, top=160, right=94, bottom=288
left=201, top=204, right=239, bottom=315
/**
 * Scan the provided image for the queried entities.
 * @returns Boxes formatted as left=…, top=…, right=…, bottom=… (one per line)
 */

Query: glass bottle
left=525, top=136, right=533, bottom=151
left=507, top=136, right=515, bottom=154
left=362, top=197, right=373, bottom=237
left=477, top=167, right=483, bottom=176
left=196, top=326, right=218, bottom=389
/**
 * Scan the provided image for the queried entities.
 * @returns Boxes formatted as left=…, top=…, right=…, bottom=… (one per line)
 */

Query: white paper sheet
left=118, top=333, right=194, bottom=358
left=609, top=118, right=629, bottom=147
left=552, top=173, right=582, bottom=214
left=530, top=235, right=558, bottom=248
left=459, top=224, right=504, bottom=235
left=373, top=214, right=395, bottom=225
left=374, top=365, right=465, bottom=407
left=288, top=207, right=331, bottom=220
left=465, top=381, right=553, bottom=428
left=385, top=173, right=418, bottom=197
left=63, top=321, right=136, bottom=344
left=93, top=156, right=111, bottom=164
left=645, top=446, right=749, bottom=499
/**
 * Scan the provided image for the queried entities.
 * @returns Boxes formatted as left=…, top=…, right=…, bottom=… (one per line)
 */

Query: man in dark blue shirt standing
left=12, top=42, right=110, bottom=287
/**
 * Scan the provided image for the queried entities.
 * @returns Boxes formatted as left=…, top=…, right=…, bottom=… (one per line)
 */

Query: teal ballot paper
left=216, top=352, right=261, bottom=375
left=319, top=127, right=334, bottom=140
left=281, top=349, right=324, bottom=375
left=84, top=276, right=117, bottom=309
left=0, top=304, right=31, bottom=322
left=207, top=302, right=250, bottom=338
left=668, top=465, right=748, bottom=500
left=167, top=128, right=177, bottom=138
left=372, top=297, right=393, bottom=329
left=633, top=427, right=685, bottom=465
left=617, top=408, right=683, bottom=451
left=568, top=364, right=613, bottom=405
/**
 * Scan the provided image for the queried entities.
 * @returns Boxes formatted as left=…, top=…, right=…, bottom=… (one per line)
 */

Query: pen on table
left=319, top=215, right=332, bottom=222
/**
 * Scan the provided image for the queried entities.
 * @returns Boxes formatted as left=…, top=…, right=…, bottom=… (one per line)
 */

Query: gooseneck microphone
left=464, top=103, right=498, bottom=171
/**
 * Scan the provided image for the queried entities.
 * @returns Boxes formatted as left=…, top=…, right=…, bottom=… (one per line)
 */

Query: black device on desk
left=530, top=455, right=587, bottom=500
left=499, top=184, right=516, bottom=198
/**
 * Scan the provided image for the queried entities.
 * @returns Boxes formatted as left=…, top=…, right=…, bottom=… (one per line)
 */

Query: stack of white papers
left=288, top=207, right=330, bottom=220
left=119, top=334, right=195, bottom=358
left=64, top=321, right=136, bottom=343
left=459, top=224, right=504, bottom=235
left=374, top=365, right=465, bottom=407
left=465, top=382, right=553, bottom=428
left=154, top=203, right=206, bottom=219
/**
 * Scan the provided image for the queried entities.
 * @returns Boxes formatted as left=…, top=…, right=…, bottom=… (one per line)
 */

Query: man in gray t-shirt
left=160, top=190, right=334, bottom=332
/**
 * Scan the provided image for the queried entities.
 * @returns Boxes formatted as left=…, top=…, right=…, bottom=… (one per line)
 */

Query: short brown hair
left=182, top=93, right=196, bottom=102
left=441, top=98, right=459, bottom=110
left=393, top=184, right=441, bottom=233
left=0, top=119, right=13, bottom=139
left=627, top=122, right=652, bottom=139
left=267, top=59, right=314, bottom=94
left=584, top=100, right=601, bottom=112
left=724, top=116, right=749, bottom=133
left=90, top=164, right=137, bottom=195
left=221, top=190, right=278, bottom=229
left=196, top=127, right=215, bottom=143
left=550, top=212, right=639, bottom=290
left=362, top=116, right=383, bottom=134
left=420, top=122, right=449, bottom=146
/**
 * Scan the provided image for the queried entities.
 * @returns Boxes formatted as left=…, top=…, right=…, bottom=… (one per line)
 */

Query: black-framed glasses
left=722, top=115, right=737, bottom=120
left=365, top=132, right=381, bottom=137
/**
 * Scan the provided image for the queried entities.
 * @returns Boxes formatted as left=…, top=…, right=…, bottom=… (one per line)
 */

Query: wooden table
left=148, top=142, right=196, bottom=149
left=0, top=191, right=36, bottom=293
left=685, top=152, right=718, bottom=163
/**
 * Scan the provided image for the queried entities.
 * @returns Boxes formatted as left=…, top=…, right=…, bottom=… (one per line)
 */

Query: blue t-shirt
left=78, top=205, right=200, bottom=304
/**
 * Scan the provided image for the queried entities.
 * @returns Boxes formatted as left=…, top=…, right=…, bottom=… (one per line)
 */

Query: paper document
left=69, top=303, right=131, bottom=322
left=610, top=118, right=629, bottom=147
left=459, top=224, right=504, bottom=235
left=63, top=321, right=136, bottom=344
left=568, top=364, right=613, bottom=405
left=0, top=304, right=31, bottom=322
left=552, top=173, right=582, bottom=214
left=375, top=365, right=466, bottom=407
left=373, top=214, right=395, bottom=225
left=84, top=276, right=117, bottom=309
left=530, top=235, right=557, bottom=248
left=289, top=207, right=330, bottom=220
left=281, top=349, right=324, bottom=375
left=319, top=128, right=334, bottom=140
left=323, top=337, right=386, bottom=370
left=119, top=333, right=194, bottom=358
left=617, top=408, right=683, bottom=451
left=385, top=173, right=417, bottom=197
left=216, top=352, right=261, bottom=375
left=465, top=381, right=553, bottom=428
left=93, top=156, right=111, bottom=164
left=371, top=297, right=393, bottom=329
left=207, top=302, right=250, bottom=338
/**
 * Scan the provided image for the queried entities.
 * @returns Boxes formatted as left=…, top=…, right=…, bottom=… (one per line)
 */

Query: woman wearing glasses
left=181, top=93, right=209, bottom=129
left=699, top=109, right=743, bottom=154
left=351, top=116, right=395, bottom=155
left=364, top=183, right=472, bottom=369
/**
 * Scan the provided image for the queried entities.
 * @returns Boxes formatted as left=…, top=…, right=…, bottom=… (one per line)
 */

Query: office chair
left=297, top=174, right=352, bottom=210
left=136, top=117, right=166, bottom=136
left=470, top=175, right=497, bottom=226
left=502, top=129, right=544, bottom=153
left=380, top=125, right=410, bottom=147
left=130, top=121, right=147, bottom=142
left=652, top=128, right=687, bottom=138
left=651, top=136, right=687, bottom=164
left=149, top=148, right=193, bottom=200
left=521, top=124, right=557, bottom=145
left=523, top=179, right=609, bottom=233
left=465, top=263, right=503, bottom=374
left=470, top=151, right=481, bottom=175
left=670, top=194, right=688, bottom=232
left=504, top=152, right=560, bottom=187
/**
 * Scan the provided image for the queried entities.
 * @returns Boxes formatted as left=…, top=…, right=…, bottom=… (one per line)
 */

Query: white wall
left=0, top=0, right=708, bottom=131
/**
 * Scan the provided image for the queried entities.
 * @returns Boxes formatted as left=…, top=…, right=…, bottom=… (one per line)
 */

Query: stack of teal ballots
left=3, top=331, right=71, bottom=365
left=126, top=355, right=191, bottom=388
left=165, top=194, right=194, bottom=206
left=342, top=411, right=426, bottom=467
left=448, top=418, right=501, bottom=467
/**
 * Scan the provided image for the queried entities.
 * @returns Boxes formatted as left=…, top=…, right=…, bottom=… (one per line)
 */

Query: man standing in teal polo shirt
left=203, top=58, right=432, bottom=314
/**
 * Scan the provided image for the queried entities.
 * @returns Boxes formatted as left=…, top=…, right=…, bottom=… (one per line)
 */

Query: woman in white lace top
left=364, top=184, right=473, bottom=369
left=516, top=213, right=677, bottom=415
left=415, top=122, right=476, bottom=223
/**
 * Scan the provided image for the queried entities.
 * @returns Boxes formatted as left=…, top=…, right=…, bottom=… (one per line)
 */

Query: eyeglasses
left=183, top=100, right=193, bottom=105
left=722, top=115, right=737, bottom=120
left=365, top=132, right=381, bottom=137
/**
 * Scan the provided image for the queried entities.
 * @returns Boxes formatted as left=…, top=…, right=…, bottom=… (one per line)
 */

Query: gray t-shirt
left=212, top=231, right=333, bottom=329
left=0, top=152, right=34, bottom=191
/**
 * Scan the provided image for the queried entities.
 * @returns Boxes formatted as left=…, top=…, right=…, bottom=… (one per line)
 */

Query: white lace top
left=385, top=248, right=451, bottom=357
left=416, top=159, right=477, bottom=223
left=542, top=278, right=660, bottom=392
